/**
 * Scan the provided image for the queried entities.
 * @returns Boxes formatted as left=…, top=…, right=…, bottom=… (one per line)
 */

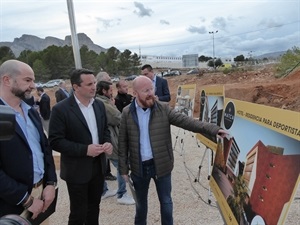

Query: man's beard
left=140, top=95, right=155, bottom=108
left=11, top=86, right=32, bottom=100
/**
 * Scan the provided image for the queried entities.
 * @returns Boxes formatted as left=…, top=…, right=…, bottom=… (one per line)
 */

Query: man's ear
left=2, top=75, right=12, bottom=86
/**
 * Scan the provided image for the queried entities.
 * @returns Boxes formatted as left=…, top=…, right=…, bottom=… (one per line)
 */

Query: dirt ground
left=46, top=64, right=300, bottom=113
left=164, top=65, right=300, bottom=115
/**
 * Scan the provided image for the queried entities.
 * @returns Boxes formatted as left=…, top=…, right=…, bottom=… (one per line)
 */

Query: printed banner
left=210, top=98, right=300, bottom=225
left=175, top=84, right=196, bottom=117
left=197, top=86, right=225, bottom=151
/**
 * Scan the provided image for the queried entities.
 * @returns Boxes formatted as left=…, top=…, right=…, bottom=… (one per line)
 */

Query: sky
left=0, top=0, right=299, bottom=58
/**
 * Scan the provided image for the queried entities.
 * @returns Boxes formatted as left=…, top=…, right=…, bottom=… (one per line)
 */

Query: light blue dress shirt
left=135, top=100, right=153, bottom=161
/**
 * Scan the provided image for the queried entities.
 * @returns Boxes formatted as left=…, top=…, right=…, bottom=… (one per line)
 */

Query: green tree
left=0, top=46, right=15, bottom=64
left=215, top=58, right=223, bottom=67
left=32, top=59, right=51, bottom=81
left=226, top=175, right=249, bottom=224
left=234, top=55, right=245, bottom=62
left=41, top=45, right=73, bottom=80
left=276, top=46, right=300, bottom=77
left=199, top=55, right=212, bottom=62
left=18, top=50, right=32, bottom=64
left=80, top=45, right=99, bottom=72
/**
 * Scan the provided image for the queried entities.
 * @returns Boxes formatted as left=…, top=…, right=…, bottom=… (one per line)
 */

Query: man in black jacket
left=114, top=79, right=133, bottom=112
left=49, top=68, right=112, bottom=225
left=0, top=60, right=57, bottom=221
left=36, top=87, right=51, bottom=134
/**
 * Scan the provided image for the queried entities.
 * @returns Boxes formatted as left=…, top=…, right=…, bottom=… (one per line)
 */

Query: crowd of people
left=0, top=60, right=226, bottom=225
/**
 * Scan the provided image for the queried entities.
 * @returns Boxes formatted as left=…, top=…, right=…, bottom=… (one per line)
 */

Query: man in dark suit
left=141, top=64, right=171, bottom=102
left=36, top=87, right=51, bottom=134
left=55, top=80, right=69, bottom=103
left=49, top=68, right=113, bottom=225
left=0, top=60, right=57, bottom=220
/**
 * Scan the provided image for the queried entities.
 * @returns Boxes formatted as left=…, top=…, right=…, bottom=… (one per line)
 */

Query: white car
left=42, top=79, right=63, bottom=88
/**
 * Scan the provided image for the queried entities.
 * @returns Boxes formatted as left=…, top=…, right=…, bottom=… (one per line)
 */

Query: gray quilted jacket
left=96, top=95, right=121, bottom=160
left=118, top=99, right=220, bottom=178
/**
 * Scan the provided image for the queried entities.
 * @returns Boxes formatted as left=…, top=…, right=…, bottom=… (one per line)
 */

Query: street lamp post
left=209, top=30, right=218, bottom=70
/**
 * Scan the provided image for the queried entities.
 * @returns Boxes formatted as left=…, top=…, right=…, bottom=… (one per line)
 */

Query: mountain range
left=0, top=33, right=107, bottom=57
left=0, top=33, right=287, bottom=59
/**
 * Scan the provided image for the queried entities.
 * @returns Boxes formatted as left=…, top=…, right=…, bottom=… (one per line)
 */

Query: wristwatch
left=46, top=181, right=57, bottom=187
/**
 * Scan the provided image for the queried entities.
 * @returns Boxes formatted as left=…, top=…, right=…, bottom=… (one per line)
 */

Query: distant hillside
left=256, top=51, right=287, bottom=59
left=0, top=33, right=107, bottom=57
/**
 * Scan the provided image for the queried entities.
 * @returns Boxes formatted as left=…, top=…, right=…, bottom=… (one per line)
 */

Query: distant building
left=182, top=54, right=198, bottom=68
left=140, top=54, right=235, bottom=69
left=140, top=55, right=182, bottom=68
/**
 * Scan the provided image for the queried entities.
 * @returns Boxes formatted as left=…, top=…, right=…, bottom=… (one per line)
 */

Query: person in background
left=36, top=87, right=51, bottom=134
left=118, top=76, right=227, bottom=225
left=141, top=64, right=170, bottom=102
left=114, top=79, right=133, bottom=112
left=96, top=80, right=135, bottom=205
left=0, top=60, right=57, bottom=221
left=49, top=68, right=113, bottom=225
left=55, top=80, right=69, bottom=103
left=96, top=71, right=117, bottom=181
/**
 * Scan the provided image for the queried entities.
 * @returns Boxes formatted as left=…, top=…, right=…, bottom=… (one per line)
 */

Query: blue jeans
left=102, top=159, right=126, bottom=198
left=131, top=161, right=173, bottom=225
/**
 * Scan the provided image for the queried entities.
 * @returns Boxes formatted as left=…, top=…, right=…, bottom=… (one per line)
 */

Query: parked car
left=162, top=70, right=181, bottom=77
left=42, top=79, right=63, bottom=88
left=187, top=69, right=199, bottom=75
left=35, top=82, right=43, bottom=88
left=111, top=76, right=120, bottom=82
left=125, top=75, right=138, bottom=81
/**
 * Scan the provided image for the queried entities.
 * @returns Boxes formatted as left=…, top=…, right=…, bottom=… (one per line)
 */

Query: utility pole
left=209, top=30, right=218, bottom=70
left=66, top=0, right=82, bottom=69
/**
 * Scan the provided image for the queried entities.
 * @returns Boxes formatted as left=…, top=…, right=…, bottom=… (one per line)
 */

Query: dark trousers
left=131, top=160, right=173, bottom=225
left=66, top=162, right=104, bottom=225
left=105, top=159, right=111, bottom=175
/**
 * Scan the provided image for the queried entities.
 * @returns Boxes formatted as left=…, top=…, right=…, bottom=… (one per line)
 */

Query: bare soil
left=46, top=64, right=300, bottom=113
left=165, top=65, right=300, bottom=115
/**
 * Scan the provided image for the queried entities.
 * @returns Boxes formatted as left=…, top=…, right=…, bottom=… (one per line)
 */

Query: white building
left=140, top=54, right=234, bottom=69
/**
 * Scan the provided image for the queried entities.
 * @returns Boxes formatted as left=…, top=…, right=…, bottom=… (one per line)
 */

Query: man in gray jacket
left=118, top=76, right=227, bottom=225
left=96, top=80, right=135, bottom=205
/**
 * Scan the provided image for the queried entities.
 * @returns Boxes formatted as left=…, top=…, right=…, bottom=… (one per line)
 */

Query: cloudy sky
left=1, top=0, right=299, bottom=58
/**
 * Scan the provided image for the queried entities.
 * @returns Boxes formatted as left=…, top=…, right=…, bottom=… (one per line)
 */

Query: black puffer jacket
left=118, top=100, right=220, bottom=178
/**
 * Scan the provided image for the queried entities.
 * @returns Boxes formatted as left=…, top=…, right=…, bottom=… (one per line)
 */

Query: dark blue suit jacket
left=48, top=95, right=111, bottom=184
left=155, top=76, right=171, bottom=102
left=55, top=88, right=69, bottom=103
left=0, top=100, right=57, bottom=216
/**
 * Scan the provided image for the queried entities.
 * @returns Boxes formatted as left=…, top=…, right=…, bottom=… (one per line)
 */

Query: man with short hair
left=55, top=80, right=69, bottom=103
left=36, top=86, right=51, bottom=134
left=96, top=71, right=117, bottom=181
left=141, top=64, right=171, bottom=102
left=118, top=76, right=227, bottom=225
left=0, top=60, right=57, bottom=221
left=115, top=79, right=133, bottom=112
left=49, top=68, right=113, bottom=225
left=96, top=80, right=135, bottom=205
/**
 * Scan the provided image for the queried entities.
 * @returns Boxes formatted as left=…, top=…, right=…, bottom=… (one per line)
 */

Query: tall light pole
left=66, top=0, right=82, bottom=69
left=209, top=30, right=218, bottom=70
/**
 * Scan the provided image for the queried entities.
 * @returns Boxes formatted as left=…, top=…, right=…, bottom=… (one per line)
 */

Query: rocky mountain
left=0, top=33, right=107, bottom=57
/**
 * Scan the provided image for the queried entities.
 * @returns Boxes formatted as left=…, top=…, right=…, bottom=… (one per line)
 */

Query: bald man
left=118, top=76, right=227, bottom=225
left=0, top=60, right=57, bottom=221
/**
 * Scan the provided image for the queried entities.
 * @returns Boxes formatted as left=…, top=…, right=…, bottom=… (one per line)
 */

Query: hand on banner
left=217, top=129, right=228, bottom=139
